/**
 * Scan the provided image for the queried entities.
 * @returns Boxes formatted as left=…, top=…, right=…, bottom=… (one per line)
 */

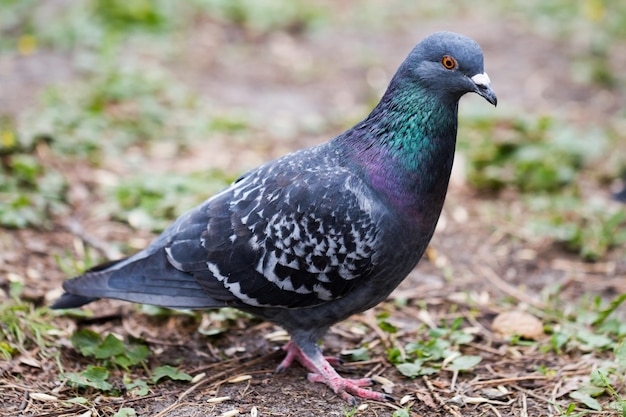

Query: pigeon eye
left=441, top=55, right=457, bottom=70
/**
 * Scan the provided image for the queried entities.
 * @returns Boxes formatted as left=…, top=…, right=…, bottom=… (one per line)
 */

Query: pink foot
left=275, top=340, right=393, bottom=405
left=276, top=340, right=342, bottom=370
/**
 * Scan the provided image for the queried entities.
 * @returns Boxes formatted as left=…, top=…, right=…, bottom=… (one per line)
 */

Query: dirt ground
left=2, top=8, right=626, bottom=417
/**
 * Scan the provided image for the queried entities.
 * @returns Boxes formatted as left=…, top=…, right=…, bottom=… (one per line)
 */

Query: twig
left=450, top=370, right=458, bottom=391
left=422, top=376, right=462, bottom=417
left=463, top=310, right=495, bottom=340
left=26, top=394, right=162, bottom=417
left=466, top=342, right=504, bottom=356
left=20, top=391, right=30, bottom=413
left=521, top=392, right=528, bottom=417
left=474, top=265, right=545, bottom=310
left=153, top=353, right=278, bottom=417
left=122, top=316, right=192, bottom=347
left=472, top=375, right=548, bottom=386
left=511, top=384, right=554, bottom=406
left=345, top=358, right=385, bottom=368
left=550, top=258, right=616, bottom=275
left=473, top=367, right=591, bottom=388
left=550, top=379, right=562, bottom=416
left=358, top=310, right=392, bottom=349
left=190, top=349, right=282, bottom=375
left=63, top=218, right=122, bottom=260
left=486, top=403, right=503, bottom=417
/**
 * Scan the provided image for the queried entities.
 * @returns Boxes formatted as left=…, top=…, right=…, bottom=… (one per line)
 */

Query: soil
left=1, top=9, right=625, bottom=417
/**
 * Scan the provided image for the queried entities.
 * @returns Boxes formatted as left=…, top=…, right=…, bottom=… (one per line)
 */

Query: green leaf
left=576, top=329, right=613, bottom=350
left=115, top=344, right=151, bottom=368
left=615, top=340, right=626, bottom=369
left=94, top=334, right=126, bottom=359
left=71, top=330, right=150, bottom=368
left=418, top=366, right=439, bottom=375
left=607, top=400, right=626, bottom=414
left=129, top=344, right=152, bottom=363
left=450, top=331, right=474, bottom=346
left=341, top=347, right=370, bottom=362
left=593, top=293, right=626, bottom=326
left=113, top=408, right=137, bottom=417
left=590, top=369, right=612, bottom=388
left=63, top=397, right=90, bottom=405
left=62, top=365, right=112, bottom=391
left=447, top=355, right=482, bottom=372
left=396, top=362, right=422, bottom=378
left=428, top=327, right=448, bottom=338
left=378, top=320, right=398, bottom=334
left=151, top=365, right=192, bottom=384
left=0, top=341, right=16, bottom=359
left=392, top=409, right=410, bottom=417
left=82, top=366, right=112, bottom=387
left=387, top=347, right=402, bottom=364
left=570, top=390, right=603, bottom=411
left=70, top=329, right=102, bottom=357
left=597, top=318, right=626, bottom=337
left=125, top=378, right=150, bottom=396
left=422, top=339, right=451, bottom=361
left=550, top=332, right=570, bottom=352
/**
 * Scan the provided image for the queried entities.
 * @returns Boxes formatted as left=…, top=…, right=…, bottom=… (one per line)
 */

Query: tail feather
left=51, top=250, right=225, bottom=310
left=50, top=293, right=99, bottom=309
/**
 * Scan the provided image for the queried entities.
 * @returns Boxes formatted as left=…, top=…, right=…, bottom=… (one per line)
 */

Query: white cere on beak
left=471, top=72, right=491, bottom=87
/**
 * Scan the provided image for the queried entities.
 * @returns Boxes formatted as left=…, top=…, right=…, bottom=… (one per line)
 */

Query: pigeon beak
left=471, top=72, right=497, bottom=106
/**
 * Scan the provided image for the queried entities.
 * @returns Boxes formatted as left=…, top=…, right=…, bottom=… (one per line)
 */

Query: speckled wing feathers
left=166, top=145, right=384, bottom=309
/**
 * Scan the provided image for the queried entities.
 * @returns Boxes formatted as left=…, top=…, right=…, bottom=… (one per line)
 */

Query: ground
left=1, top=2, right=626, bottom=417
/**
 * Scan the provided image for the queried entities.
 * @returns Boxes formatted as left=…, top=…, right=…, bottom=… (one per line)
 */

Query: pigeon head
left=399, top=31, right=497, bottom=106
left=339, top=32, right=496, bottom=221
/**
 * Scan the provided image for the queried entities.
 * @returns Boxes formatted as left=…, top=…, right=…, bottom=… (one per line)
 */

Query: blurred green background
left=1, top=0, right=624, bottom=259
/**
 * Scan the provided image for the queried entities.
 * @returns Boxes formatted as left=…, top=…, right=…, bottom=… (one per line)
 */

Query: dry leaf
left=492, top=311, right=544, bottom=340
left=29, top=393, right=58, bottom=402
left=228, top=375, right=252, bottom=383
left=207, top=396, right=231, bottom=404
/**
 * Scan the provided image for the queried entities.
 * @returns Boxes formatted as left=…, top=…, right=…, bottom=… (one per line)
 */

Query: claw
left=276, top=340, right=394, bottom=403
left=276, top=340, right=342, bottom=372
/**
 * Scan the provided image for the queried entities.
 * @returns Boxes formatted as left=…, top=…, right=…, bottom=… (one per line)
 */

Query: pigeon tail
left=50, top=293, right=100, bottom=309
left=52, top=251, right=226, bottom=310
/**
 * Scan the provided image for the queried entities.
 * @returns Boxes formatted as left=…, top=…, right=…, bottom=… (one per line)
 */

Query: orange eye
left=441, top=55, right=457, bottom=69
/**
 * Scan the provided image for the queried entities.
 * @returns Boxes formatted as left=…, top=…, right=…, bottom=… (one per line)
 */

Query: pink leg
left=275, top=340, right=393, bottom=405
left=276, top=340, right=342, bottom=370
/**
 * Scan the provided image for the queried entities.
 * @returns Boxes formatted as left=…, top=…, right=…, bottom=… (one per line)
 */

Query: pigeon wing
left=166, top=149, right=385, bottom=309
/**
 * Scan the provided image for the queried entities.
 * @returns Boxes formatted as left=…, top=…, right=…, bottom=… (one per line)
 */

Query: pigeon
left=52, top=31, right=496, bottom=404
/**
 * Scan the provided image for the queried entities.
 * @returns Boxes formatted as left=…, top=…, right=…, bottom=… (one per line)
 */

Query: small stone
left=492, top=311, right=544, bottom=340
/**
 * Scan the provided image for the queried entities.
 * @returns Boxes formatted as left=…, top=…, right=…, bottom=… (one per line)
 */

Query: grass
left=2, top=51, right=237, bottom=230
left=200, top=0, right=329, bottom=35
left=0, top=0, right=330, bottom=54
left=458, top=112, right=626, bottom=261
left=0, top=298, right=59, bottom=363
left=525, top=194, right=626, bottom=261
left=0, top=144, right=68, bottom=228
left=495, top=0, right=626, bottom=88
left=388, top=316, right=482, bottom=378
left=539, top=292, right=626, bottom=414
left=458, top=114, right=608, bottom=194
left=16, top=63, right=214, bottom=161
left=60, top=329, right=191, bottom=396
left=111, top=170, right=233, bottom=232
